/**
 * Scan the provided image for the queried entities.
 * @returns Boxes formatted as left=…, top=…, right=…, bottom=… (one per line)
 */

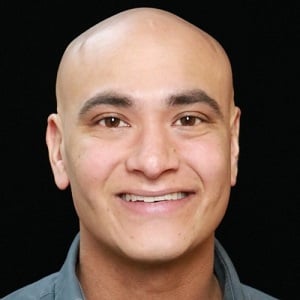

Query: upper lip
left=116, top=188, right=195, bottom=198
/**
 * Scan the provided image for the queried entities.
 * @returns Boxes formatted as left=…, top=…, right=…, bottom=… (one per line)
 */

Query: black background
left=1, top=1, right=299, bottom=299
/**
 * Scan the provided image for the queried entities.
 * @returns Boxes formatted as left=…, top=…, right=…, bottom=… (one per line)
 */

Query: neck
left=77, top=233, right=222, bottom=300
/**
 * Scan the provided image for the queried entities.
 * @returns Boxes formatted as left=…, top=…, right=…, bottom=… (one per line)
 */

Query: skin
left=46, top=7, right=240, bottom=300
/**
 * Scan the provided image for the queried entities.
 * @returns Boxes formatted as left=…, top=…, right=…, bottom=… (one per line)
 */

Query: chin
left=117, top=230, right=193, bottom=264
left=124, top=246, right=187, bottom=264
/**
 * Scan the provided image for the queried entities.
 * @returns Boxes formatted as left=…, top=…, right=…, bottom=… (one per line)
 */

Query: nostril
left=125, top=137, right=179, bottom=179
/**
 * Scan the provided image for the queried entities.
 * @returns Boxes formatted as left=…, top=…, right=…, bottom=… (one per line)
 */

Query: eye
left=98, top=116, right=129, bottom=128
left=174, top=115, right=204, bottom=126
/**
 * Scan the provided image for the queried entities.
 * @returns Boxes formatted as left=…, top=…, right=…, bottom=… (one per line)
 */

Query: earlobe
left=45, top=113, right=70, bottom=190
left=230, top=106, right=241, bottom=186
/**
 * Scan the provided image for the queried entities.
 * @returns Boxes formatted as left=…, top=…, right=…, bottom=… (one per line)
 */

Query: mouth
left=120, top=192, right=189, bottom=203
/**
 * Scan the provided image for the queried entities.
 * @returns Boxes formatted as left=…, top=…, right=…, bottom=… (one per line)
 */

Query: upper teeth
left=121, top=192, right=187, bottom=203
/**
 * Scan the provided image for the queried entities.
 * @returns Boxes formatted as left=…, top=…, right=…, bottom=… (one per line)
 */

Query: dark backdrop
left=1, top=1, right=299, bottom=299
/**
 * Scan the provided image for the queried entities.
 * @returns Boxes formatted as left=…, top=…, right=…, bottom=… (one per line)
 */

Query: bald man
left=3, top=7, right=277, bottom=300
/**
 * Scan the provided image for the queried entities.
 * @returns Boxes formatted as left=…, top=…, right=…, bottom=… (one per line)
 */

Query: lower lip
left=118, top=195, right=193, bottom=216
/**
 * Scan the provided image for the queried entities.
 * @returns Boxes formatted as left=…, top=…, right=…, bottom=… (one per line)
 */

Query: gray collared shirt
left=2, top=234, right=278, bottom=299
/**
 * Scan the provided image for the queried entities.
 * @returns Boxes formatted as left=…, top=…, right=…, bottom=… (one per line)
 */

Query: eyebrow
left=79, top=92, right=132, bottom=116
left=168, top=90, right=223, bottom=118
left=79, top=89, right=222, bottom=118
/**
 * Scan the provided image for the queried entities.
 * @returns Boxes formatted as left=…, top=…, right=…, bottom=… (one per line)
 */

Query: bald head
left=55, top=7, right=235, bottom=119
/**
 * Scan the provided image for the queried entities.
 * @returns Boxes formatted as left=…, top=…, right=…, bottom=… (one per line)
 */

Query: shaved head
left=55, top=7, right=234, bottom=117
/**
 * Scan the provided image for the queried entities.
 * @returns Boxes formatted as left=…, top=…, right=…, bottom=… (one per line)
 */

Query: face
left=47, top=18, right=240, bottom=263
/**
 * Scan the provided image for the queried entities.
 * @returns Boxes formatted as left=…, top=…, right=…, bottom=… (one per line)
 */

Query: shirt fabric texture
left=2, top=233, right=278, bottom=300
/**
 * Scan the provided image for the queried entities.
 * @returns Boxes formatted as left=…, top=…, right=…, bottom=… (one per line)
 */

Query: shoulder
left=2, top=234, right=82, bottom=300
left=241, top=284, right=279, bottom=300
left=214, top=239, right=278, bottom=300
left=2, top=273, right=59, bottom=300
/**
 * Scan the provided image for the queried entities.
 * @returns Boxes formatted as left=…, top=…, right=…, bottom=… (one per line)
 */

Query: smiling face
left=46, top=8, right=240, bottom=263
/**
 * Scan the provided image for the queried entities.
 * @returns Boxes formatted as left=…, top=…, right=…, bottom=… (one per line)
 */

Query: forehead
left=56, top=11, right=233, bottom=116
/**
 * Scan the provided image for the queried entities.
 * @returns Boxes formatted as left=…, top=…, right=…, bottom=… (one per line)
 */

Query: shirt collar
left=55, top=233, right=84, bottom=300
left=214, top=238, right=246, bottom=299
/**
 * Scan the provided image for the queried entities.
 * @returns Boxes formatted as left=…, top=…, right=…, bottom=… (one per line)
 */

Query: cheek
left=64, top=140, right=122, bottom=233
left=182, top=137, right=231, bottom=184
left=65, top=139, right=121, bottom=197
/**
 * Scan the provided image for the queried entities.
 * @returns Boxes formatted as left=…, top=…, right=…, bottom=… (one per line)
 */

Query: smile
left=120, top=192, right=188, bottom=203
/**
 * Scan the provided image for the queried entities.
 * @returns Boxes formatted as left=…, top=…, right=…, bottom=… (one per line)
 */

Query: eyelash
left=173, top=115, right=205, bottom=126
left=97, top=116, right=130, bottom=128
left=95, top=113, right=207, bottom=128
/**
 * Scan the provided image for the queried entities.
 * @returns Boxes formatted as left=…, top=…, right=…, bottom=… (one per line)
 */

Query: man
left=3, top=7, right=278, bottom=300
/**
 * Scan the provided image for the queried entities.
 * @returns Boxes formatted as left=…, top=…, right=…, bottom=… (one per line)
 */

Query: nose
left=125, top=126, right=179, bottom=179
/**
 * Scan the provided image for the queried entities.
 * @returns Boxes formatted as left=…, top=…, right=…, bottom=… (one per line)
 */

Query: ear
left=45, top=113, right=70, bottom=190
left=230, top=106, right=241, bottom=186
